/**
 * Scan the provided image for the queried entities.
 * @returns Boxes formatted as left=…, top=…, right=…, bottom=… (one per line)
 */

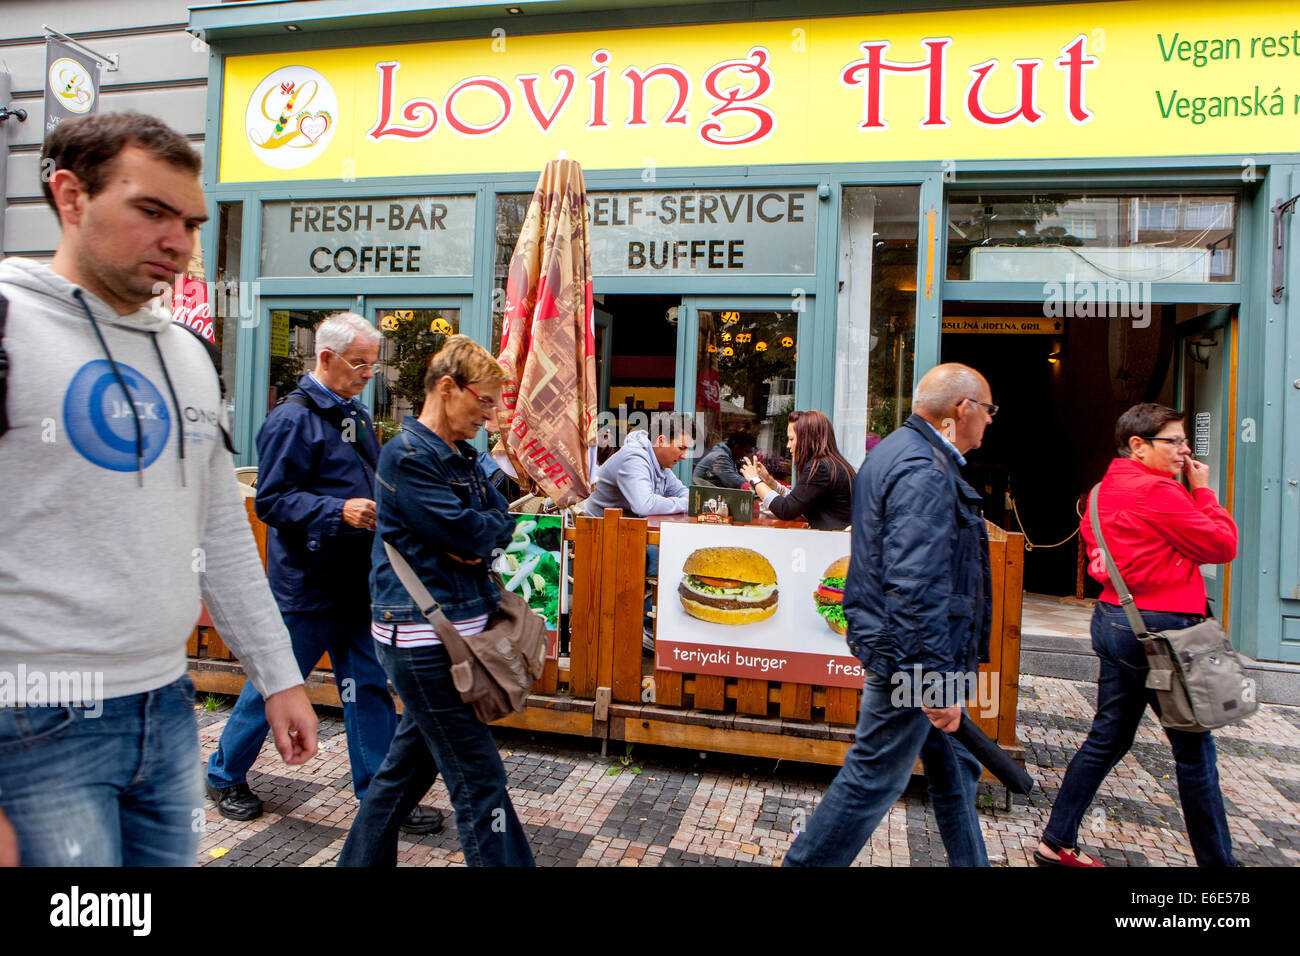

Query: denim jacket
left=370, top=419, right=515, bottom=623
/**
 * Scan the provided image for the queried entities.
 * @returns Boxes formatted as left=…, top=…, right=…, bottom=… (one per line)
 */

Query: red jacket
left=1081, top=457, right=1237, bottom=613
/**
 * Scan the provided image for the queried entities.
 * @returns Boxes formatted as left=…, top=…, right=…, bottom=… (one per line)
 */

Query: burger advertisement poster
left=657, top=523, right=866, bottom=688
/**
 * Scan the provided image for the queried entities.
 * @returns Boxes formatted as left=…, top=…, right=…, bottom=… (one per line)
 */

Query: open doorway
left=942, top=300, right=1235, bottom=621
left=597, top=293, right=680, bottom=419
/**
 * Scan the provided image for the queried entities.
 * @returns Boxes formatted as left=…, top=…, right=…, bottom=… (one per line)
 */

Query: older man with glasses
left=206, top=312, right=442, bottom=835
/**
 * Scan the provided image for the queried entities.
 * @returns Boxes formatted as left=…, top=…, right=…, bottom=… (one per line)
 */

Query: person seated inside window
left=584, top=412, right=691, bottom=519
left=692, top=430, right=756, bottom=489
left=584, top=412, right=692, bottom=653
left=740, top=409, right=854, bottom=530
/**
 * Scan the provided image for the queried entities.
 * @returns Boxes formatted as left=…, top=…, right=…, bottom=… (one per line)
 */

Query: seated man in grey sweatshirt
left=585, top=414, right=691, bottom=651
left=584, top=415, right=691, bottom=520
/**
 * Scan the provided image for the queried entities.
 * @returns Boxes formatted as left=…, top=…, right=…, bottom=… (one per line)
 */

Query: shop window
left=373, top=308, right=462, bottom=435
left=695, top=309, right=799, bottom=481
left=214, top=201, right=242, bottom=419
left=266, top=309, right=338, bottom=410
left=946, top=193, right=1238, bottom=283
left=836, top=186, right=921, bottom=467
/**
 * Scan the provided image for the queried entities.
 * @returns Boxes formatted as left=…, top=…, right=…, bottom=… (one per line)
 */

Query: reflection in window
left=373, top=309, right=461, bottom=435
left=215, top=202, right=242, bottom=419
left=836, top=186, right=921, bottom=468
left=493, top=193, right=532, bottom=353
left=267, top=309, right=336, bottom=411
left=696, top=310, right=797, bottom=481
left=946, top=194, right=1238, bottom=282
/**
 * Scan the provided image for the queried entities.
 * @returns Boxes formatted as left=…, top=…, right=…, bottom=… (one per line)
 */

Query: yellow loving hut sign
left=220, top=0, right=1300, bottom=182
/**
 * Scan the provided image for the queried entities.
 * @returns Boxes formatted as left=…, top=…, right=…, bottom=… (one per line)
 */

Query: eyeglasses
left=1145, top=435, right=1190, bottom=449
left=964, top=398, right=999, bottom=417
left=326, top=349, right=382, bottom=375
left=458, top=380, right=497, bottom=411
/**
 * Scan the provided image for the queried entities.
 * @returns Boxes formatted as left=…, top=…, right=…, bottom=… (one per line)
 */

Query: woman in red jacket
left=1035, top=403, right=1239, bottom=867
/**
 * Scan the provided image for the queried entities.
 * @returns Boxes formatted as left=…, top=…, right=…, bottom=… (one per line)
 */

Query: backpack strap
left=280, top=391, right=379, bottom=474
left=173, top=322, right=236, bottom=454
left=0, top=292, right=8, bottom=439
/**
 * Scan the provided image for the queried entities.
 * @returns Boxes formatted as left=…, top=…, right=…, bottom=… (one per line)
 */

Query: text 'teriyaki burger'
left=678, top=547, right=779, bottom=625
left=814, top=557, right=850, bottom=635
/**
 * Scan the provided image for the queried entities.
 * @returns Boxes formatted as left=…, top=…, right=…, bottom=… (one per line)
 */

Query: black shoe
left=205, top=782, right=263, bottom=821
left=398, top=805, right=445, bottom=835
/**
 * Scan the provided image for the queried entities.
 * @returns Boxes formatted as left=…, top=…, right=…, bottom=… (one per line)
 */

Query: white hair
left=315, top=312, right=382, bottom=357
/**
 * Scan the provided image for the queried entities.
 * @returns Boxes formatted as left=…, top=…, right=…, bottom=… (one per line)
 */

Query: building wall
left=0, top=0, right=210, bottom=259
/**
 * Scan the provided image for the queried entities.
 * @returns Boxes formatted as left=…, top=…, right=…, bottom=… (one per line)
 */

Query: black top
left=767, top=457, right=854, bottom=530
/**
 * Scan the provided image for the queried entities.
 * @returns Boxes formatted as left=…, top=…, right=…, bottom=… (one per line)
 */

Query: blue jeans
left=0, top=674, right=202, bottom=866
left=1042, top=602, right=1237, bottom=867
left=337, top=641, right=533, bottom=867
left=784, top=671, right=987, bottom=867
left=207, top=608, right=396, bottom=801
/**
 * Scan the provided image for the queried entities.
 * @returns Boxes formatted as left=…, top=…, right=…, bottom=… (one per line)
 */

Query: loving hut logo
left=48, top=57, right=95, bottom=114
left=246, top=65, right=338, bottom=170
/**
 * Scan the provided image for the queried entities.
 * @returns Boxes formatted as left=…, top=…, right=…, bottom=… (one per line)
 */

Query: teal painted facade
left=188, top=1, right=1300, bottom=663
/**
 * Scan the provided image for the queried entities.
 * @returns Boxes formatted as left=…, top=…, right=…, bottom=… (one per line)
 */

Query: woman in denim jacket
left=339, top=336, right=533, bottom=866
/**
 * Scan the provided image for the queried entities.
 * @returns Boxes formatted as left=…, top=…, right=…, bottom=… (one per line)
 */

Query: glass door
left=1176, top=306, right=1235, bottom=620
left=682, top=299, right=805, bottom=486
left=367, top=297, right=470, bottom=439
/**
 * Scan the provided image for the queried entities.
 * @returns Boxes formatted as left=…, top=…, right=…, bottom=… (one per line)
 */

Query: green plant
left=202, top=693, right=222, bottom=713
left=606, top=743, right=642, bottom=776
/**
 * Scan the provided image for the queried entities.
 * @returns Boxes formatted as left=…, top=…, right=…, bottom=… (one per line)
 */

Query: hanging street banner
left=44, top=39, right=100, bottom=134
left=218, top=0, right=1300, bottom=182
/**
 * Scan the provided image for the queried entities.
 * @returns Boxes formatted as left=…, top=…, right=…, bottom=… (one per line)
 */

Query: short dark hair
left=727, top=431, right=755, bottom=454
left=41, top=112, right=201, bottom=218
left=1115, top=403, right=1184, bottom=457
left=648, top=411, right=692, bottom=442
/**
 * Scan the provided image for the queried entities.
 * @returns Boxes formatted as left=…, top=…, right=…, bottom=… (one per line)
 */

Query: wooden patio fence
left=190, top=503, right=1026, bottom=773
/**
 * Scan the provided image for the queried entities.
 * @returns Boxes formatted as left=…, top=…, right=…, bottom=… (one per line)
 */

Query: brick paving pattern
left=195, top=674, right=1300, bottom=867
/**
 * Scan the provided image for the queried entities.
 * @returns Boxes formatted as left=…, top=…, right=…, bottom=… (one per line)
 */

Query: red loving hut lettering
left=366, top=36, right=1097, bottom=147
left=370, top=47, right=776, bottom=147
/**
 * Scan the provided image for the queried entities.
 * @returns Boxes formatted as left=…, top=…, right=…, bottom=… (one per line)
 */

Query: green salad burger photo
left=813, top=556, right=850, bottom=635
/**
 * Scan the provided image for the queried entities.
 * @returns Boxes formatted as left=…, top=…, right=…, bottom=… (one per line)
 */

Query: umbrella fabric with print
left=497, top=159, right=597, bottom=508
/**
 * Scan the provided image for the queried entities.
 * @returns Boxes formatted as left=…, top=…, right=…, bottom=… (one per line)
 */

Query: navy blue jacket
left=692, top=442, right=747, bottom=489
left=255, top=375, right=380, bottom=613
left=842, top=415, right=992, bottom=698
left=370, top=419, right=515, bottom=623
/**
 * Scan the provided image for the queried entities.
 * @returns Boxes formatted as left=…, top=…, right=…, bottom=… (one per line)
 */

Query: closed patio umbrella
left=496, top=158, right=597, bottom=508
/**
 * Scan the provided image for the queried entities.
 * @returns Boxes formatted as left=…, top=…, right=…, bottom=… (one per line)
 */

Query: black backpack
left=0, top=290, right=233, bottom=452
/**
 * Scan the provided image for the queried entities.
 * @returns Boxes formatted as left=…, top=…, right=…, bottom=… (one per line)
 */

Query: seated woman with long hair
left=739, top=410, right=854, bottom=530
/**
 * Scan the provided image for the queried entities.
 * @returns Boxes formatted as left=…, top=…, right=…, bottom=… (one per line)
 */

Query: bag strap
left=1088, top=485, right=1151, bottom=638
left=281, top=392, right=379, bottom=474
left=382, top=540, right=454, bottom=631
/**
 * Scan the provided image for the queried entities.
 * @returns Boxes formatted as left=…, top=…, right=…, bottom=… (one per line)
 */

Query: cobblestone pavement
left=195, top=675, right=1300, bottom=867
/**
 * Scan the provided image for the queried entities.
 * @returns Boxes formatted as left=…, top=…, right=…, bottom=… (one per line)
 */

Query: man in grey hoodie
left=0, top=112, right=315, bottom=866
left=585, top=414, right=692, bottom=651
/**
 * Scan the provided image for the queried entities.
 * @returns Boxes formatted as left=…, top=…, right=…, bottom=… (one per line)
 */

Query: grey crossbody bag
left=1088, top=486, right=1256, bottom=731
